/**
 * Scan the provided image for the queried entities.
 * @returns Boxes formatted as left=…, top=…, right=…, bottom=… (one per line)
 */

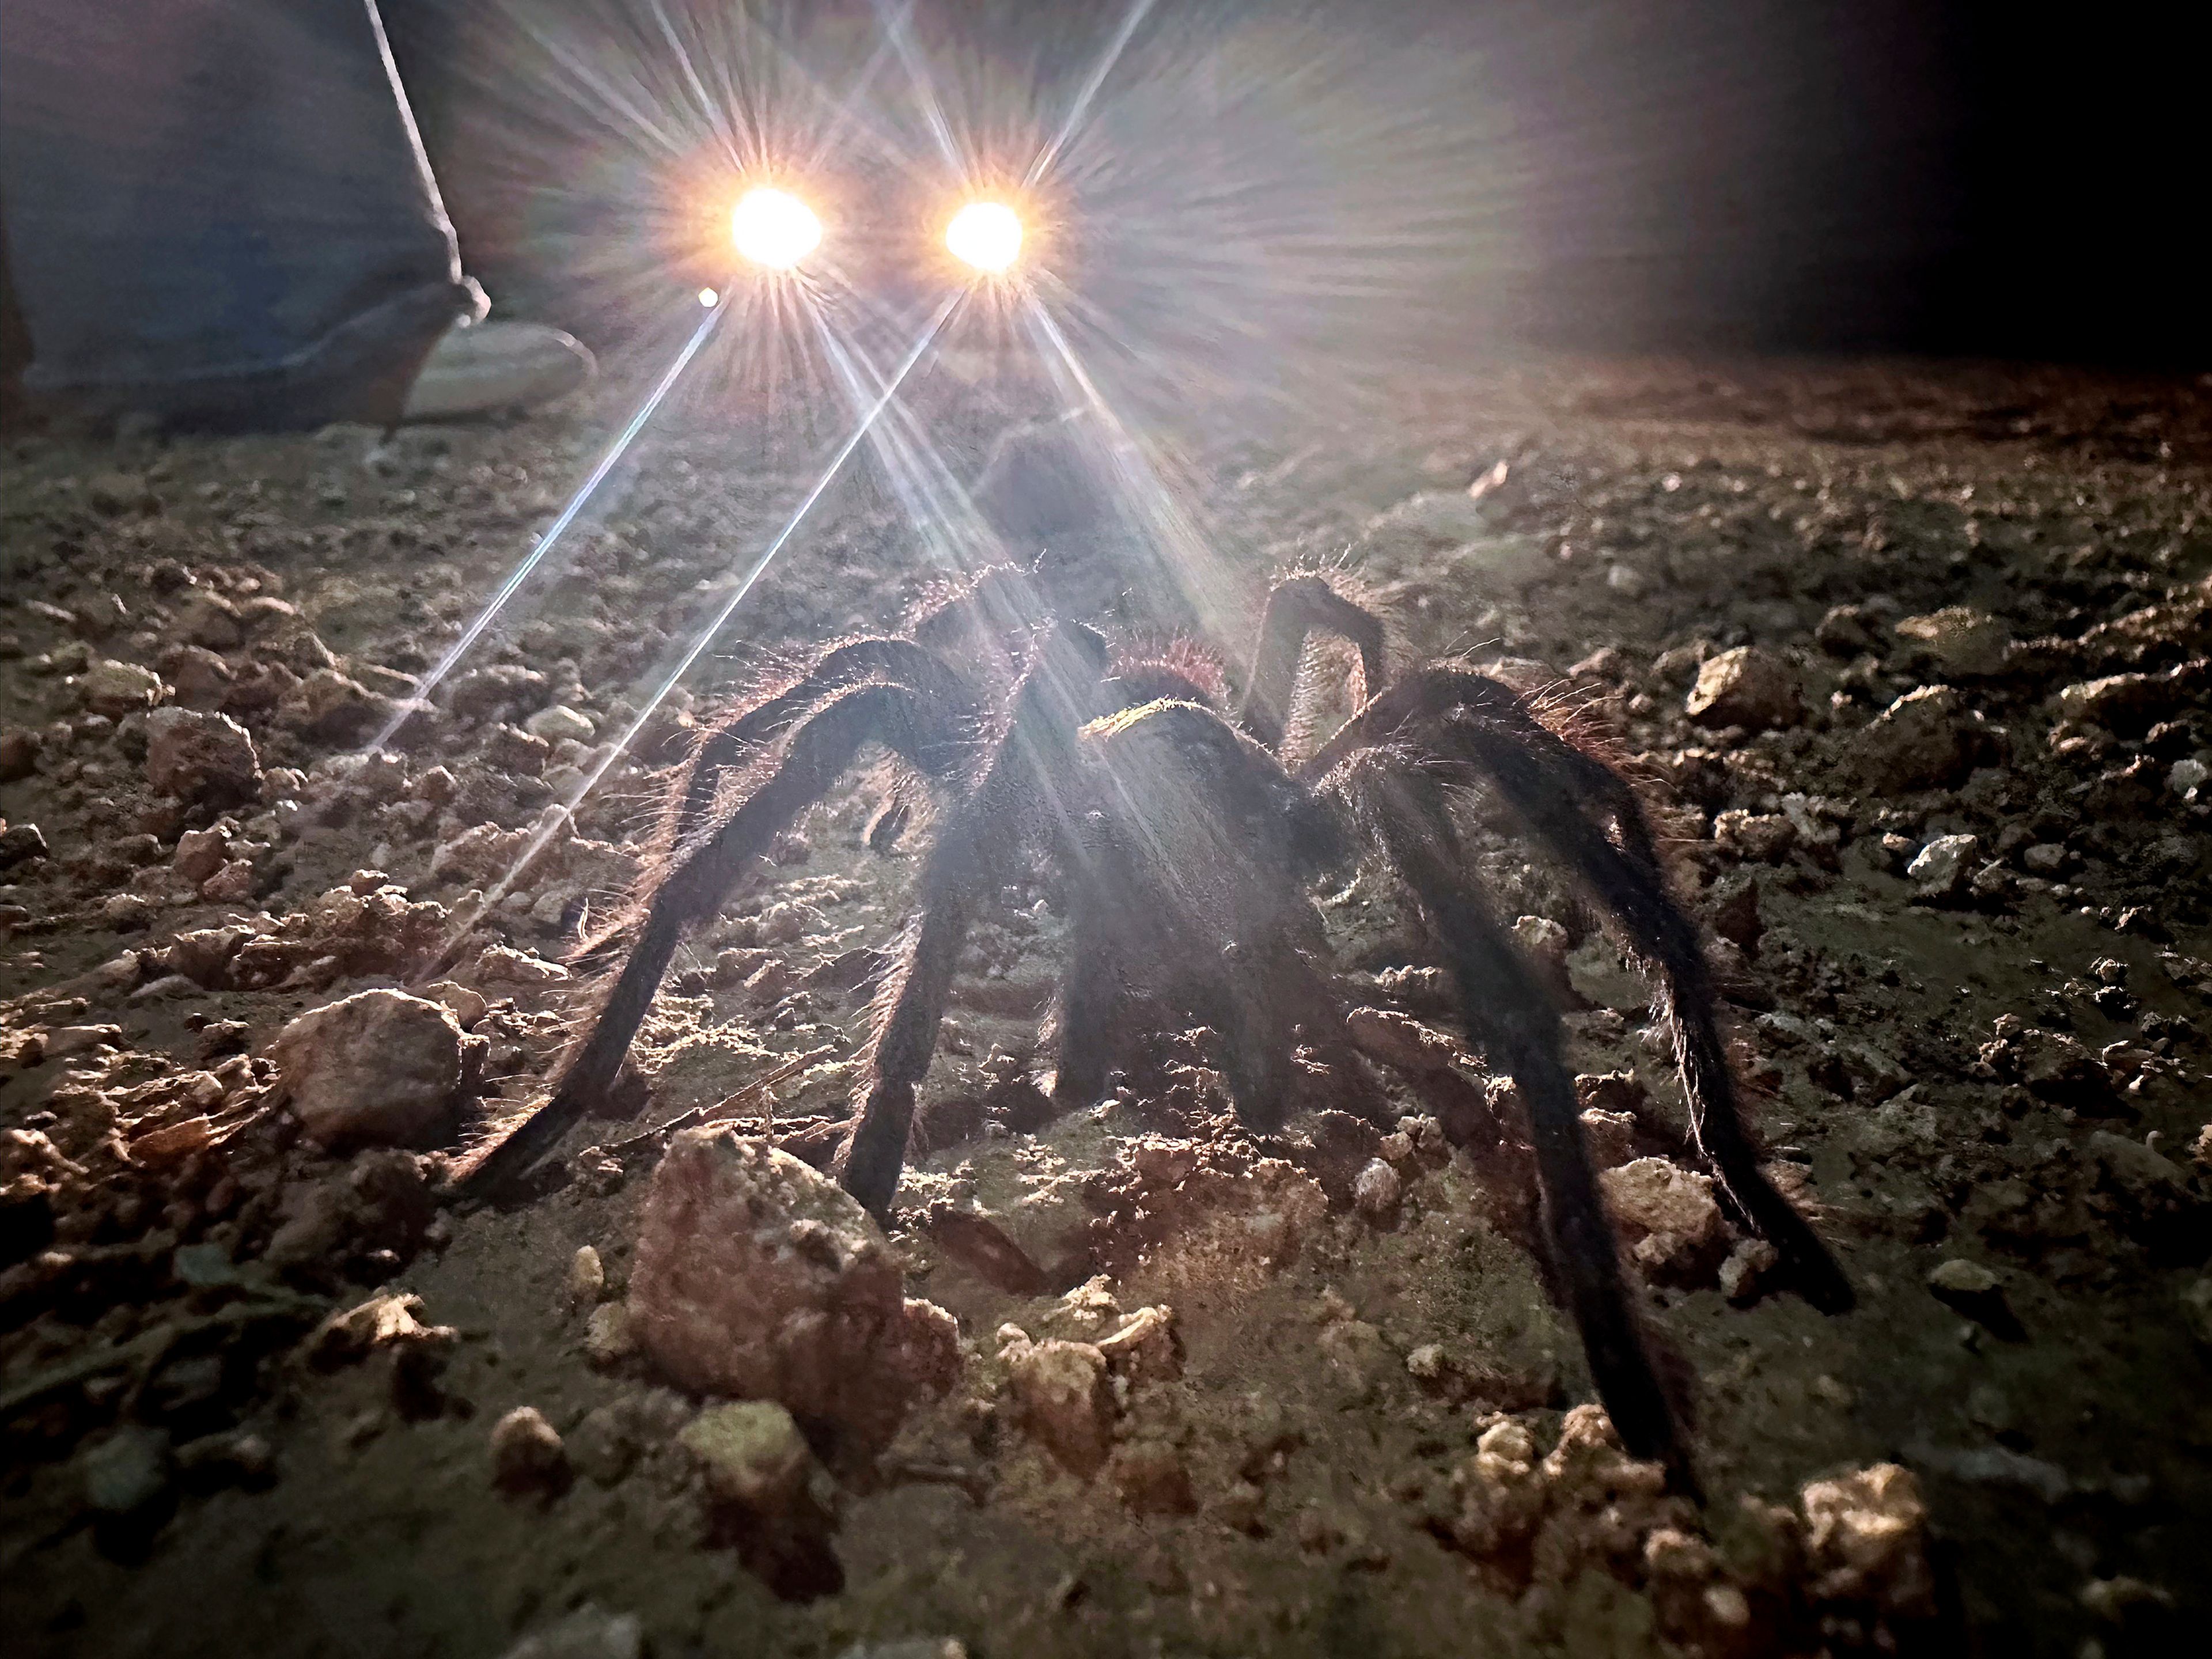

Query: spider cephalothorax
left=468, top=566, right=1852, bottom=1480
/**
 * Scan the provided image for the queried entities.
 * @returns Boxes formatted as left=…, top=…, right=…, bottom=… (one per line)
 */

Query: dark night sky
left=385, top=0, right=2205, bottom=367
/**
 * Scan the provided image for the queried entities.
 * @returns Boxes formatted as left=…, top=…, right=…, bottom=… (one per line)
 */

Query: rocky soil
left=3, top=355, right=2210, bottom=1658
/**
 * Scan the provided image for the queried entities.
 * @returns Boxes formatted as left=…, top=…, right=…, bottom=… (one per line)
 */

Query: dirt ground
left=3, top=353, right=2210, bottom=1659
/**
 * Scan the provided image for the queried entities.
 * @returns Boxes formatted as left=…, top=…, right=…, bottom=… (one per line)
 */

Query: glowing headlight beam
left=1024, top=0, right=1156, bottom=188
left=731, top=186, right=822, bottom=270
left=945, top=200, right=1022, bottom=274
left=1019, top=289, right=1240, bottom=647
left=876, top=0, right=965, bottom=176
left=430, top=287, right=966, bottom=969
left=367, top=290, right=733, bottom=755
left=810, top=298, right=1002, bottom=574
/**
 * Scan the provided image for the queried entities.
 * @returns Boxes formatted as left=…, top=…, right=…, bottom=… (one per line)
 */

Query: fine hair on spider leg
left=461, top=680, right=972, bottom=1196
left=834, top=623, right=1117, bottom=1214
left=1306, top=666, right=1854, bottom=1315
left=1335, top=754, right=1689, bottom=1474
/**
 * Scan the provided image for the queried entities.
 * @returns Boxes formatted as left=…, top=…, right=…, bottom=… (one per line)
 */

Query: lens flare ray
left=435, top=287, right=966, bottom=959
left=369, top=289, right=733, bottom=754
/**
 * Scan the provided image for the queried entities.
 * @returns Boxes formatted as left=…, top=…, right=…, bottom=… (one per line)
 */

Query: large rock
left=271, top=988, right=467, bottom=1149
left=627, top=1131, right=960, bottom=1455
left=1684, top=646, right=1801, bottom=731
left=145, top=707, right=263, bottom=806
left=1851, top=684, right=1990, bottom=793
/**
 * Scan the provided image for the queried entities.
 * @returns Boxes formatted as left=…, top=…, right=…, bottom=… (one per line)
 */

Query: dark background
left=6, top=1, right=2198, bottom=390
left=381, top=0, right=2201, bottom=368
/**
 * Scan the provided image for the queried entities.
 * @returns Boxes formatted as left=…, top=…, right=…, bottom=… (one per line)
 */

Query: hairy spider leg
left=1344, top=757, right=1689, bottom=1478
left=1238, top=574, right=1389, bottom=753
left=1317, top=669, right=1855, bottom=1316
left=836, top=625, right=1115, bottom=1217
left=463, top=683, right=970, bottom=1198
left=671, top=639, right=969, bottom=849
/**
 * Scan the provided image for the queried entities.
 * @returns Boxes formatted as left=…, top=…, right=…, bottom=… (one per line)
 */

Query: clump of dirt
left=4, top=357, right=2211, bottom=1658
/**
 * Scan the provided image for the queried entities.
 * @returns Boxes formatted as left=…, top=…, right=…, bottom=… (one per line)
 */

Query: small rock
left=1800, top=1464, right=1934, bottom=1616
left=0, top=821, right=50, bottom=870
left=475, top=944, right=570, bottom=987
left=1351, top=1158, right=1402, bottom=1218
left=1907, top=834, right=1979, bottom=902
left=1893, top=608, right=2010, bottom=679
left=82, top=1426, right=172, bottom=1517
left=489, top=1406, right=569, bottom=1494
left=270, top=988, right=467, bottom=1149
left=200, top=858, right=257, bottom=904
left=2169, top=757, right=2209, bottom=798
left=0, top=726, right=39, bottom=782
left=1566, top=938, right=1649, bottom=1014
left=1004, top=1337, right=1115, bottom=1475
left=1096, top=1304, right=1183, bottom=1385
left=498, top=1606, right=643, bottom=1659
left=175, top=590, right=244, bottom=650
left=627, top=1131, right=959, bottom=1453
left=570, top=1244, right=607, bottom=1304
left=172, top=825, right=231, bottom=884
left=1926, top=1258, right=1998, bottom=1297
left=525, top=704, right=596, bottom=744
left=584, top=1302, right=636, bottom=1366
left=1854, top=684, right=1991, bottom=793
left=1599, top=1157, right=1724, bottom=1277
left=79, top=658, right=166, bottom=718
left=1714, top=809, right=1796, bottom=863
left=422, top=979, right=488, bottom=1029
left=1719, top=1238, right=1779, bottom=1303
left=310, top=1292, right=457, bottom=1365
left=145, top=707, right=262, bottom=806
left=1684, top=646, right=1801, bottom=731
left=278, top=669, right=391, bottom=747
left=680, top=1400, right=820, bottom=1514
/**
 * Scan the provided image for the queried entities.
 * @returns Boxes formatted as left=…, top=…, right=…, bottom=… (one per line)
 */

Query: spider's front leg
left=1237, top=574, right=1387, bottom=754
left=461, top=682, right=970, bottom=1198
left=672, top=639, right=972, bottom=848
left=1349, top=762, right=1690, bottom=1478
left=1312, top=671, right=1855, bottom=1316
left=835, top=624, right=1112, bottom=1218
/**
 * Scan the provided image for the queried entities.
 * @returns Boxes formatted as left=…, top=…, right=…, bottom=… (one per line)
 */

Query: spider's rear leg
left=462, top=682, right=968, bottom=1198
left=1353, top=762, right=1689, bottom=1479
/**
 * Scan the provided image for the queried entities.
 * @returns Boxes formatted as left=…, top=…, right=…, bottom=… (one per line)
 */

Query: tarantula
left=467, top=565, right=1852, bottom=1476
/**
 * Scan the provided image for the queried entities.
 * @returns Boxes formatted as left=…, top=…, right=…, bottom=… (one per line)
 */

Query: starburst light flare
left=945, top=200, right=1022, bottom=274
left=730, top=185, right=823, bottom=270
